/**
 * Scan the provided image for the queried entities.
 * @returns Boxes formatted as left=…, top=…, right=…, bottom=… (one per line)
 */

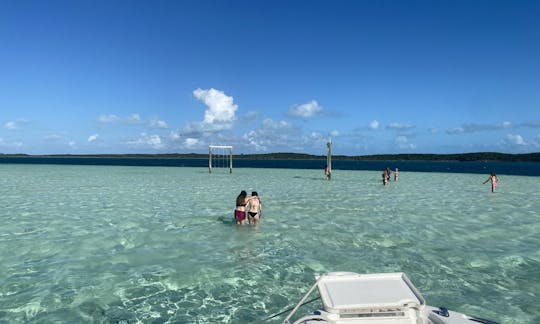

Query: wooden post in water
left=326, top=139, right=332, bottom=180
left=208, top=146, right=212, bottom=173
left=229, top=147, right=233, bottom=174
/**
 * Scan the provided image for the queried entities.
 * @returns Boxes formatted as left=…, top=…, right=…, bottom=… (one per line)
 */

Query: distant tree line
left=236, top=152, right=540, bottom=161
left=1, top=152, right=539, bottom=162
left=343, top=152, right=540, bottom=162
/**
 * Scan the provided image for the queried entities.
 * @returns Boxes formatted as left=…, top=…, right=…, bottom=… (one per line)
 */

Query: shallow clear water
left=0, top=164, right=539, bottom=323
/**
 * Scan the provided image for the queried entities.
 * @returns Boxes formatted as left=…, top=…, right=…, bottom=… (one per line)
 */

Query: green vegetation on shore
left=1, top=152, right=539, bottom=162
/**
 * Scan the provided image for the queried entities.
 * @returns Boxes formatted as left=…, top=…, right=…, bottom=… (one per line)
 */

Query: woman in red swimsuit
left=234, top=190, right=249, bottom=225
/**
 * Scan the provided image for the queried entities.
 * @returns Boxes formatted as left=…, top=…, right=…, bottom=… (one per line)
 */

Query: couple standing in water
left=234, top=191, right=263, bottom=225
left=382, top=167, right=399, bottom=186
left=483, top=172, right=499, bottom=193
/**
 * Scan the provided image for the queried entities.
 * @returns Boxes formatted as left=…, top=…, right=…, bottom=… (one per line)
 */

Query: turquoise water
left=0, top=164, right=539, bottom=323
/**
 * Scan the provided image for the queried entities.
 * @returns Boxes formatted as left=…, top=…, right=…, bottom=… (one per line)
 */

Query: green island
left=1, top=152, right=539, bottom=162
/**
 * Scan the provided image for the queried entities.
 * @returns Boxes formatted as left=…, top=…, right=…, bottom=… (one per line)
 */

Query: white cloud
left=169, top=131, right=181, bottom=141
left=330, top=130, right=339, bottom=137
left=147, top=135, right=163, bottom=148
left=193, top=88, right=238, bottom=127
left=369, top=120, right=379, bottom=130
left=287, top=100, right=324, bottom=118
left=244, top=118, right=299, bottom=151
left=447, top=122, right=516, bottom=134
left=309, top=132, right=325, bottom=141
left=126, top=133, right=164, bottom=149
left=98, top=113, right=143, bottom=124
left=149, top=119, right=168, bottom=129
left=447, top=127, right=464, bottom=134
left=522, top=121, right=540, bottom=128
left=88, top=134, right=99, bottom=142
left=386, top=123, right=414, bottom=130
left=97, top=114, right=120, bottom=123
left=127, top=114, right=141, bottom=123
left=184, top=138, right=199, bottom=149
left=0, top=137, right=23, bottom=148
left=4, top=119, right=27, bottom=130
left=505, top=134, right=526, bottom=145
left=244, top=111, right=259, bottom=123
left=395, top=135, right=417, bottom=149
left=4, top=121, right=17, bottom=130
left=533, top=134, right=540, bottom=148
left=44, top=134, right=62, bottom=141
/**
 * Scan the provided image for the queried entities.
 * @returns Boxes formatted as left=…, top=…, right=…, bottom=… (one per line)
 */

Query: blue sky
left=1, top=0, right=539, bottom=155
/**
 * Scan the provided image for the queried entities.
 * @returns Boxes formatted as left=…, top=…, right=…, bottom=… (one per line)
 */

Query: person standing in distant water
left=247, top=191, right=263, bottom=225
left=324, top=164, right=331, bottom=181
left=394, top=168, right=399, bottom=181
left=483, top=172, right=499, bottom=193
left=234, top=190, right=249, bottom=225
left=382, top=170, right=388, bottom=186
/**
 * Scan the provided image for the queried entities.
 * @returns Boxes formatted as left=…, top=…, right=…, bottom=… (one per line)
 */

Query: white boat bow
left=281, top=272, right=499, bottom=324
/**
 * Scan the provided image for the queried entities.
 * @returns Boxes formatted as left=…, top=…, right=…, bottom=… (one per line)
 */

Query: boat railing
left=282, top=275, right=325, bottom=324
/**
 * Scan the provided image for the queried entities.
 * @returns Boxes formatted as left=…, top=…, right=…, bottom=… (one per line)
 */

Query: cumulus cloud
left=149, top=119, right=168, bottom=129
left=369, top=120, right=379, bottom=130
left=447, top=122, right=514, bottom=134
left=193, top=88, right=238, bottom=128
left=126, top=133, right=164, bottom=149
left=184, top=138, right=200, bottom=149
left=0, top=137, right=23, bottom=148
left=97, top=114, right=120, bottom=123
left=386, top=123, right=414, bottom=130
left=44, top=134, right=62, bottom=141
left=4, top=121, right=17, bottom=130
left=533, top=134, right=540, bottom=148
left=287, top=100, right=324, bottom=118
left=521, top=121, right=540, bottom=128
left=127, top=114, right=141, bottom=123
left=88, top=134, right=99, bottom=142
left=308, top=132, right=326, bottom=142
left=505, top=134, right=526, bottom=145
left=244, top=118, right=299, bottom=151
left=167, top=129, right=213, bottom=150
left=169, top=131, right=181, bottom=141
left=146, top=135, right=163, bottom=149
left=244, top=111, right=259, bottom=123
left=98, top=113, right=144, bottom=125
left=4, top=119, right=28, bottom=130
left=241, top=118, right=329, bottom=152
left=395, top=135, right=417, bottom=150
left=446, top=127, right=465, bottom=134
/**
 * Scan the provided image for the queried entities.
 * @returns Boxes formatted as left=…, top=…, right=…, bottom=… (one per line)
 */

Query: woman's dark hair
left=251, top=191, right=258, bottom=196
left=236, top=190, right=247, bottom=205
